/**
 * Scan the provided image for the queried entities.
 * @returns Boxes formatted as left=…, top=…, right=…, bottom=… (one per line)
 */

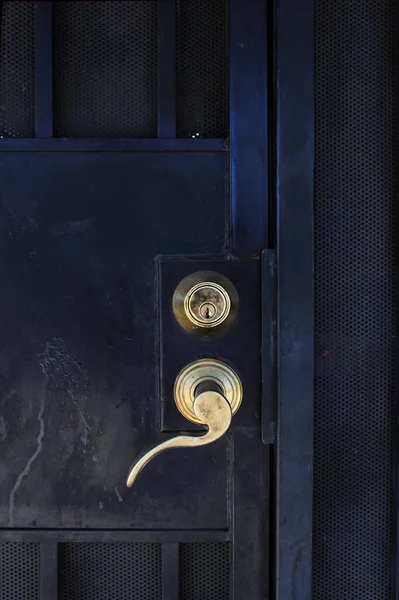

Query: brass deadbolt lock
left=172, top=271, right=239, bottom=336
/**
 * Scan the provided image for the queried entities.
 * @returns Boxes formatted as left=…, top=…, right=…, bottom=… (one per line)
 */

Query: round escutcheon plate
left=174, top=358, right=243, bottom=425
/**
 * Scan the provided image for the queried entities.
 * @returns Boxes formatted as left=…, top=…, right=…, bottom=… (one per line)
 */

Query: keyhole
left=199, top=302, right=217, bottom=320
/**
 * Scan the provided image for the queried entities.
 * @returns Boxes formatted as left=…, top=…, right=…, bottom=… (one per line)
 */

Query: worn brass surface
left=174, top=358, right=243, bottom=425
left=126, top=390, right=232, bottom=488
left=125, top=359, right=243, bottom=488
left=172, top=271, right=239, bottom=336
left=185, top=281, right=230, bottom=327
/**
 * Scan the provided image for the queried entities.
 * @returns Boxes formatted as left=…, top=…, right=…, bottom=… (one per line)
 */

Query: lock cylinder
left=172, top=271, right=239, bottom=337
left=185, top=281, right=231, bottom=328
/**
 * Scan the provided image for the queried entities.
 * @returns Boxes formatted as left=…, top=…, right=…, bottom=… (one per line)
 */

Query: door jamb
left=275, top=0, right=314, bottom=598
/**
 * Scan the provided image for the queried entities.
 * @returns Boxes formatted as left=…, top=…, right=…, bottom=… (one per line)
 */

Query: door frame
left=275, top=0, right=314, bottom=598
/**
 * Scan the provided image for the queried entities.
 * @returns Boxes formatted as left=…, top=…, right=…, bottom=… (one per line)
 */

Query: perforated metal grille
left=0, top=1, right=34, bottom=138
left=59, top=542, right=162, bottom=600
left=0, top=543, right=40, bottom=600
left=176, top=0, right=228, bottom=139
left=314, top=1, right=395, bottom=599
left=180, top=543, right=231, bottom=600
left=53, top=1, right=157, bottom=138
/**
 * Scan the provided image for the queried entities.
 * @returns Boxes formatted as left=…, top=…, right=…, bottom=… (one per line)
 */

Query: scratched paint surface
left=0, top=152, right=228, bottom=528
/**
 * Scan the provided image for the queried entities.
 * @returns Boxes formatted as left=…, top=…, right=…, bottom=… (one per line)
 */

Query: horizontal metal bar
left=0, top=529, right=230, bottom=543
left=0, top=138, right=227, bottom=152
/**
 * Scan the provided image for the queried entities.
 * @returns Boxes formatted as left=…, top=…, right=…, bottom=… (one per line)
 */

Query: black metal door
left=0, top=2, right=286, bottom=599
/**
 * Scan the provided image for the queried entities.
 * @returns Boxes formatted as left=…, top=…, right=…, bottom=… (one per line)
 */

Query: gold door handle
left=126, top=359, right=242, bottom=488
left=126, top=387, right=231, bottom=488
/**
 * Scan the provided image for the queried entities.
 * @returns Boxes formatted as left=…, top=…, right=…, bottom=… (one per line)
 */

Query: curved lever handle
left=126, top=389, right=232, bottom=488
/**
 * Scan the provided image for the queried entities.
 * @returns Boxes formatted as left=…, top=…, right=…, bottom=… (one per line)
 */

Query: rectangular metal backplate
left=157, top=257, right=275, bottom=437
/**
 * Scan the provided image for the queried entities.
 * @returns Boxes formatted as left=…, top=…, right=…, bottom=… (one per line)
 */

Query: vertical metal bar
left=40, top=542, right=58, bottom=600
left=261, top=249, right=276, bottom=444
left=229, top=0, right=268, bottom=256
left=0, top=1, right=3, bottom=40
left=162, top=543, right=179, bottom=600
left=393, top=7, right=398, bottom=600
left=275, top=0, right=314, bottom=598
left=232, top=432, right=270, bottom=599
left=34, top=1, right=53, bottom=138
left=158, top=0, right=176, bottom=138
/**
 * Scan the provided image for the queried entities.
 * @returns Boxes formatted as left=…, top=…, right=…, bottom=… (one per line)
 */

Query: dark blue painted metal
left=0, top=152, right=227, bottom=530
left=158, top=256, right=270, bottom=597
left=34, top=1, right=53, bottom=138
left=0, top=138, right=226, bottom=152
left=261, top=250, right=276, bottom=444
left=275, top=0, right=314, bottom=598
left=40, top=543, right=58, bottom=600
left=230, top=0, right=268, bottom=256
left=158, top=0, right=176, bottom=138
left=158, top=259, right=261, bottom=433
left=0, top=530, right=229, bottom=543
left=232, top=432, right=269, bottom=599
left=396, top=347, right=399, bottom=600
left=162, top=543, right=179, bottom=600
left=393, top=10, right=399, bottom=597
left=0, top=1, right=276, bottom=595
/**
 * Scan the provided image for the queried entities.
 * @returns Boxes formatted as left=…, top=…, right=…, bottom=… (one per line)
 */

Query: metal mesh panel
left=0, top=543, right=40, bottom=600
left=53, top=1, right=157, bottom=138
left=314, top=1, right=395, bottom=599
left=180, top=543, right=231, bottom=600
left=176, top=0, right=228, bottom=139
left=59, top=542, right=162, bottom=600
left=0, top=1, right=34, bottom=138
